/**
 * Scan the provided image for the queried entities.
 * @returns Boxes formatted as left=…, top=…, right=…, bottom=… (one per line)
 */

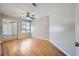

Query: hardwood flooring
left=1, top=38, right=66, bottom=56
left=0, top=33, right=31, bottom=42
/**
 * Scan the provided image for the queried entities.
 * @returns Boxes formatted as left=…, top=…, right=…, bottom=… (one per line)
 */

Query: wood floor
left=1, top=38, right=66, bottom=56
left=0, top=33, right=31, bottom=42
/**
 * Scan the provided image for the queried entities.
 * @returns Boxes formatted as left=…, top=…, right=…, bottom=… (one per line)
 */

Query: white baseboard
left=49, top=40, right=70, bottom=56
left=36, top=38, right=70, bottom=56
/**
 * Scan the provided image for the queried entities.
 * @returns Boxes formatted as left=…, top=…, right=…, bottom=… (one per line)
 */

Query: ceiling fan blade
left=30, top=17, right=35, bottom=19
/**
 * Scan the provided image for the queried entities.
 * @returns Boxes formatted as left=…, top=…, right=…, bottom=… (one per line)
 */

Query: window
left=2, top=19, right=17, bottom=35
left=3, top=23, right=12, bottom=35
left=22, top=21, right=31, bottom=33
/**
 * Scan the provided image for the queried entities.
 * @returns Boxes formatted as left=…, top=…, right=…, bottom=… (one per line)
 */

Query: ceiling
left=0, top=3, right=51, bottom=18
left=0, top=3, right=40, bottom=19
left=0, top=3, right=75, bottom=20
left=0, top=3, right=59, bottom=20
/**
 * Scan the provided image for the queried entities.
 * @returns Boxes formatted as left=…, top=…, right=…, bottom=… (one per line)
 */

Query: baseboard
left=49, top=40, right=70, bottom=56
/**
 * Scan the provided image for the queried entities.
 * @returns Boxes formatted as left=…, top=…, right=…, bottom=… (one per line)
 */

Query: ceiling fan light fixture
left=25, top=12, right=35, bottom=20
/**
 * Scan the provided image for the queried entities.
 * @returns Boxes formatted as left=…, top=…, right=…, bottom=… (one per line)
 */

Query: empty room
left=0, top=3, right=79, bottom=56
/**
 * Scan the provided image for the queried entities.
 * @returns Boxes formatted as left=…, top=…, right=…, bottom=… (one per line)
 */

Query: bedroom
left=0, top=3, right=79, bottom=56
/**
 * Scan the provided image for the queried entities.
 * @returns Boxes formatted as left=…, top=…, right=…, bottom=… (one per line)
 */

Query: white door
left=75, top=4, right=79, bottom=56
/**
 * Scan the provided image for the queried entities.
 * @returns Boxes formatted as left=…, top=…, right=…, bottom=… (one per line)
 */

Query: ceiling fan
left=25, top=12, right=35, bottom=20
left=24, top=3, right=37, bottom=20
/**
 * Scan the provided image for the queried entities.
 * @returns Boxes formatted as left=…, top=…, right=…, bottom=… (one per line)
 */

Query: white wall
left=32, top=4, right=75, bottom=55
left=0, top=14, right=2, bottom=35
left=75, top=4, right=79, bottom=56
left=0, top=14, right=2, bottom=42
left=31, top=16, right=49, bottom=40
left=0, top=15, right=1, bottom=55
left=49, top=4, right=75, bottom=56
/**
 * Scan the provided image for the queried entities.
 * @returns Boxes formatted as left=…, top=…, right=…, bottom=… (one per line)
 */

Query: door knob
left=75, top=42, right=79, bottom=47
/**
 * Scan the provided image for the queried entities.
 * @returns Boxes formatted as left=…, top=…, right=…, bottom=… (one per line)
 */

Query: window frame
left=21, top=20, right=31, bottom=33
